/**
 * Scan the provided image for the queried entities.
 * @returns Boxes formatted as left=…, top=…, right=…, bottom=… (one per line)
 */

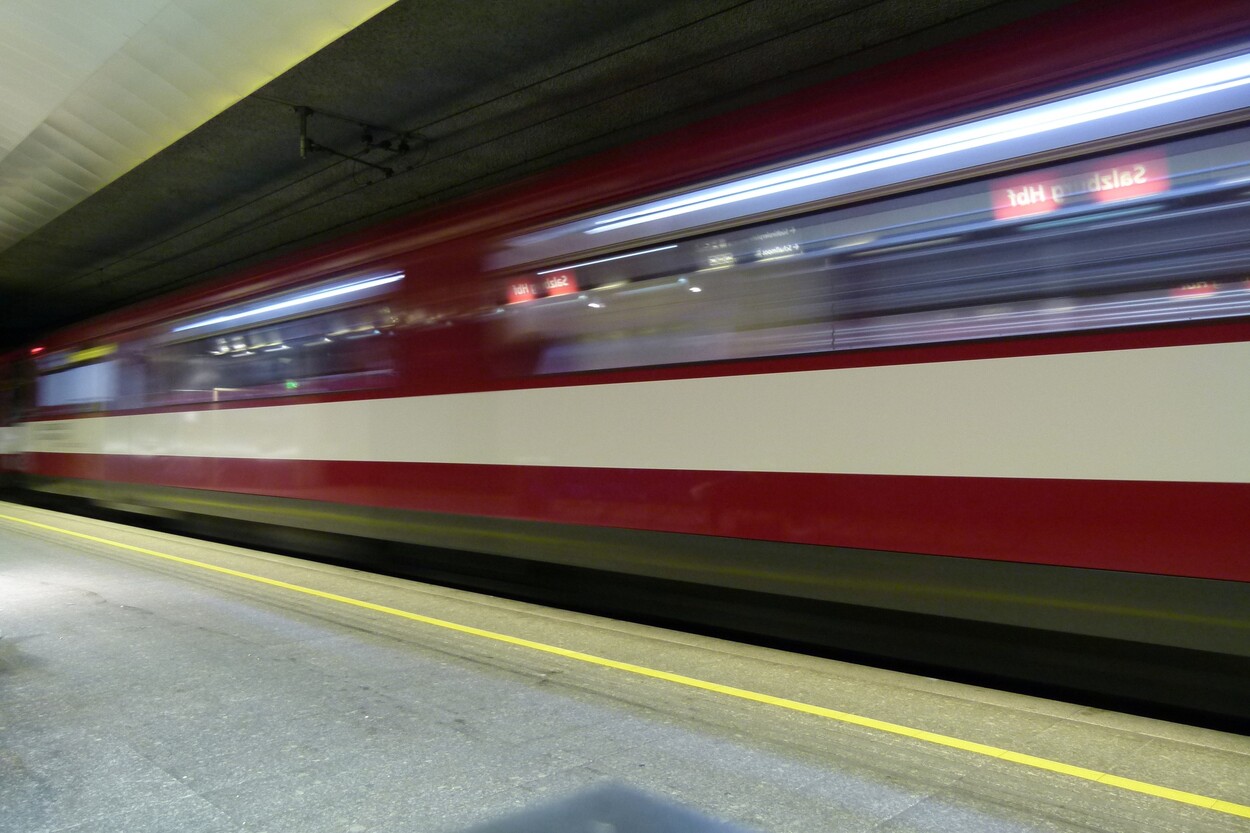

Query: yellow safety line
left=3, top=510, right=1248, bottom=820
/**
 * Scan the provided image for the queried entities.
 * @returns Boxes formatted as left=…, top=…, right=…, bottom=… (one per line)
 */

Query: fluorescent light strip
left=173, top=273, right=403, bottom=334
left=535, top=245, right=679, bottom=275
left=586, top=52, right=1250, bottom=235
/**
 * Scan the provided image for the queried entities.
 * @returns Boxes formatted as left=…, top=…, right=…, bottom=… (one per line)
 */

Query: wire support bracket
left=295, top=106, right=424, bottom=178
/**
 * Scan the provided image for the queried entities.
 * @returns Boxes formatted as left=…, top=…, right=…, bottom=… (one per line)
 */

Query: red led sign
left=506, top=279, right=538, bottom=304
left=992, top=148, right=1170, bottom=220
left=542, top=271, right=578, bottom=296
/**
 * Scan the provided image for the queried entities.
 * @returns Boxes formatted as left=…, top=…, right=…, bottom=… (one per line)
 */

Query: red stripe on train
left=26, top=452, right=1248, bottom=582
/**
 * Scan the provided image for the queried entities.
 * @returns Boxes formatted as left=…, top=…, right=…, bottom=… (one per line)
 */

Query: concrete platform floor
left=1, top=501, right=1247, bottom=833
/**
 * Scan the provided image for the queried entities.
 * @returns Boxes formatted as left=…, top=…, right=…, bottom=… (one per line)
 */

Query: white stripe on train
left=21, top=341, right=1250, bottom=484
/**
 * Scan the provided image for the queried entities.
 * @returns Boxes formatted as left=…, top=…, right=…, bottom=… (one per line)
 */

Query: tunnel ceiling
left=0, top=0, right=1076, bottom=349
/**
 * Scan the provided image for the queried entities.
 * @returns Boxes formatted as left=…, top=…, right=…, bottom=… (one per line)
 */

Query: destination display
left=992, top=148, right=1169, bottom=220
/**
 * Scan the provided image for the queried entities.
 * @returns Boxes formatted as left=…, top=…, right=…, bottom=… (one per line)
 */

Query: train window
left=36, top=362, right=119, bottom=409
left=32, top=344, right=121, bottom=413
left=142, top=271, right=404, bottom=405
left=145, top=303, right=399, bottom=405
left=495, top=124, right=1250, bottom=373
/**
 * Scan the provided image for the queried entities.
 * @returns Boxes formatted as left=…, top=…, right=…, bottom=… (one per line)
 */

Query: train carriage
left=3, top=0, right=1249, bottom=721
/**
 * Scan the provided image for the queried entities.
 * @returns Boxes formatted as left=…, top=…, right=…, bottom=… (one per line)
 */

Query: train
left=3, top=0, right=1249, bottom=723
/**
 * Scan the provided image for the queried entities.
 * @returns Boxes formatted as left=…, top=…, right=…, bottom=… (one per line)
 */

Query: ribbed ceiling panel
left=0, top=0, right=400, bottom=253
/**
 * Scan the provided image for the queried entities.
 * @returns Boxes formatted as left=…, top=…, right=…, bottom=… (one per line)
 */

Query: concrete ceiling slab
left=0, top=0, right=401, bottom=255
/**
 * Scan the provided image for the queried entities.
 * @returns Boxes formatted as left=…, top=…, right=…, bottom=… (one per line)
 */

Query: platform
left=1, top=501, right=1247, bottom=833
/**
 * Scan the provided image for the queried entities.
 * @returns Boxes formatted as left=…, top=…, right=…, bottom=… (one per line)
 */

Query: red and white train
left=3, top=0, right=1249, bottom=715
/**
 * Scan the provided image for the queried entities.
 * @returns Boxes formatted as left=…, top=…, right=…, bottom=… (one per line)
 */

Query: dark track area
left=7, top=487, right=1246, bottom=736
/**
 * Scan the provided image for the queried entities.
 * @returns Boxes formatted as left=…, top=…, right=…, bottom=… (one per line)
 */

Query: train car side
left=4, top=0, right=1249, bottom=722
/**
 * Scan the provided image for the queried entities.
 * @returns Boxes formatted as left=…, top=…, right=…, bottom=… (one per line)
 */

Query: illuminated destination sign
left=506, top=279, right=538, bottom=304
left=542, top=270, right=579, bottom=296
left=992, top=148, right=1169, bottom=220
left=37, top=342, right=118, bottom=371
left=507, top=270, right=579, bottom=303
